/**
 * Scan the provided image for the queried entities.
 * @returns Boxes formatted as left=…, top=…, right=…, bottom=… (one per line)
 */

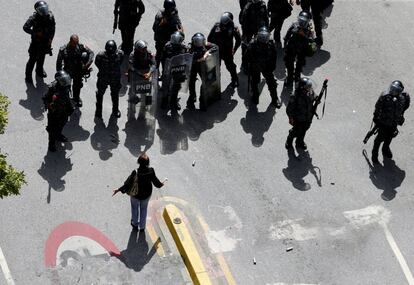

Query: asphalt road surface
left=1, top=0, right=414, bottom=284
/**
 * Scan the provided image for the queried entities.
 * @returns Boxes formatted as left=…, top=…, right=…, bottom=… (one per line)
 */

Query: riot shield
left=162, top=53, right=193, bottom=106
left=128, top=68, right=158, bottom=143
left=200, top=47, right=221, bottom=108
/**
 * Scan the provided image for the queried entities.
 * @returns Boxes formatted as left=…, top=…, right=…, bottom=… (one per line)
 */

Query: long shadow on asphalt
left=38, top=150, right=73, bottom=203
left=240, top=104, right=276, bottom=147
left=156, top=85, right=237, bottom=154
left=65, top=109, right=91, bottom=142
left=90, top=115, right=120, bottom=161
left=362, top=150, right=406, bottom=201
left=302, top=49, right=331, bottom=77
left=19, top=78, right=48, bottom=121
left=282, top=148, right=322, bottom=191
left=117, top=230, right=157, bottom=272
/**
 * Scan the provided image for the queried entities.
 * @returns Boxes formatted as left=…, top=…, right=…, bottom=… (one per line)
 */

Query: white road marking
left=343, top=205, right=391, bottom=228
left=56, top=236, right=109, bottom=266
left=381, top=222, right=414, bottom=285
left=344, top=205, right=414, bottom=285
left=0, top=246, right=15, bottom=285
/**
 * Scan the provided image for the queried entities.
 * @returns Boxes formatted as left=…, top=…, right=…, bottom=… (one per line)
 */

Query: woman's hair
left=138, top=153, right=150, bottom=167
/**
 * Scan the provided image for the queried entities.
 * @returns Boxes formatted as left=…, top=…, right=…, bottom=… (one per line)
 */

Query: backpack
left=128, top=172, right=140, bottom=196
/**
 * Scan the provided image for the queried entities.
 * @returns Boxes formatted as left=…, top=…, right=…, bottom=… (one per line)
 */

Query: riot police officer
left=56, top=34, right=94, bottom=107
left=240, top=0, right=269, bottom=71
left=268, top=0, right=293, bottom=46
left=43, top=71, right=74, bottom=152
left=128, top=40, right=156, bottom=104
left=245, top=27, right=281, bottom=108
left=23, top=1, right=55, bottom=83
left=113, top=0, right=145, bottom=55
left=129, top=40, right=156, bottom=75
left=285, top=77, right=316, bottom=150
left=187, top=33, right=218, bottom=111
left=371, top=81, right=410, bottom=164
left=94, top=40, right=124, bottom=119
left=153, top=0, right=183, bottom=71
left=208, top=12, right=241, bottom=88
left=161, top=31, right=189, bottom=111
left=298, top=0, right=323, bottom=46
left=284, top=11, right=314, bottom=86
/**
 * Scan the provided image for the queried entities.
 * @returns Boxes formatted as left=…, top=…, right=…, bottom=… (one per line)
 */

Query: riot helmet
left=191, top=33, right=206, bottom=48
left=297, top=11, right=311, bottom=28
left=257, top=27, right=270, bottom=44
left=55, top=70, right=72, bottom=87
left=34, top=1, right=49, bottom=17
left=298, top=77, right=313, bottom=91
left=81, top=52, right=89, bottom=65
left=389, top=80, right=404, bottom=96
left=170, top=31, right=184, bottom=45
left=164, top=0, right=176, bottom=12
left=134, top=40, right=147, bottom=53
left=105, top=40, right=117, bottom=55
left=220, top=12, right=234, bottom=27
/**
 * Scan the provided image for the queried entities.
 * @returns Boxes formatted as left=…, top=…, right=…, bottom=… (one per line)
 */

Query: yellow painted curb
left=163, top=204, right=213, bottom=285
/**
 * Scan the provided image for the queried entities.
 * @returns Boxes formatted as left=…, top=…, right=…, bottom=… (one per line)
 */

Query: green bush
left=0, top=93, right=26, bottom=198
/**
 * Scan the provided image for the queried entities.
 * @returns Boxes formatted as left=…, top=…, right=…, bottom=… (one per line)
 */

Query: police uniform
left=284, top=22, right=314, bottom=84
left=187, top=42, right=218, bottom=110
left=240, top=0, right=269, bottom=70
left=56, top=43, right=94, bottom=106
left=152, top=8, right=183, bottom=70
left=23, top=10, right=55, bottom=81
left=300, top=0, right=324, bottom=46
left=208, top=22, right=241, bottom=86
left=162, top=41, right=189, bottom=110
left=43, top=81, right=74, bottom=151
left=114, top=0, right=145, bottom=54
left=94, top=49, right=124, bottom=118
left=372, top=91, right=410, bottom=162
left=129, top=48, right=155, bottom=73
left=245, top=38, right=280, bottom=106
left=285, top=86, right=316, bottom=149
left=267, top=0, right=292, bottom=44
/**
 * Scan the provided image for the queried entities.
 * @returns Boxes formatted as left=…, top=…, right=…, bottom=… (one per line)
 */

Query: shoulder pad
left=379, top=91, right=389, bottom=98
left=59, top=45, right=67, bottom=51
left=97, top=51, right=106, bottom=57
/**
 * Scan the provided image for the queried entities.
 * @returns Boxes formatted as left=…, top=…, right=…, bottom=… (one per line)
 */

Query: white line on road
left=380, top=221, right=414, bottom=285
left=344, top=205, right=414, bottom=285
left=0, top=246, right=15, bottom=285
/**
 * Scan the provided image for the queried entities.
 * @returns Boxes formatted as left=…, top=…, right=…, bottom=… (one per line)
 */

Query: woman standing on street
left=113, top=153, right=166, bottom=231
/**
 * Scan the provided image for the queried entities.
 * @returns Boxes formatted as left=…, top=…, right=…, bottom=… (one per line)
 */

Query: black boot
left=382, top=146, right=393, bottom=159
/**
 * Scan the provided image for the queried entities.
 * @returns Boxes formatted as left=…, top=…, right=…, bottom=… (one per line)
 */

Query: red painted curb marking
left=44, top=221, right=121, bottom=267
